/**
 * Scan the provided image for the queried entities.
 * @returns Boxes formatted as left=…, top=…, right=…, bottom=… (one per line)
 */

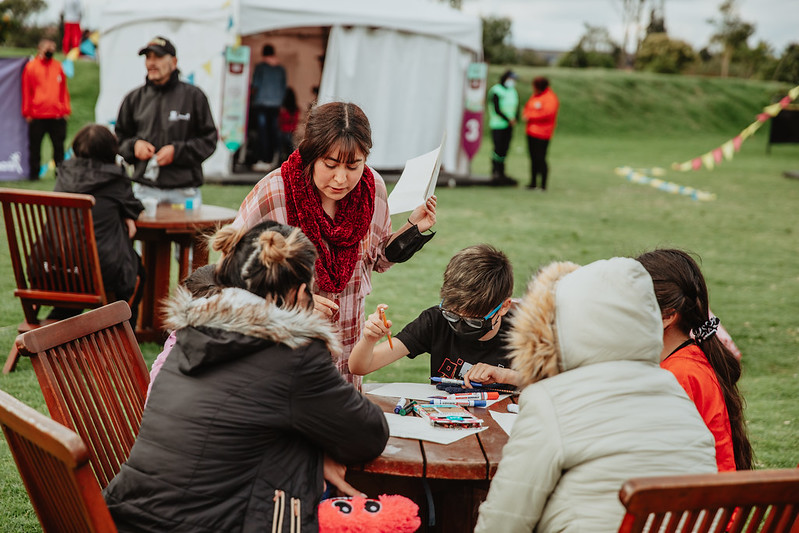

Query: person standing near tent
left=115, top=36, right=217, bottom=205
left=233, top=101, right=437, bottom=391
left=61, top=0, right=82, bottom=54
left=523, top=76, right=559, bottom=191
left=21, top=38, right=70, bottom=180
left=487, top=69, right=519, bottom=186
left=250, top=44, right=286, bottom=172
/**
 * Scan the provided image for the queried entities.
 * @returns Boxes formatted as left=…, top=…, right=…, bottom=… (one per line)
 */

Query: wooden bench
left=619, top=469, right=799, bottom=532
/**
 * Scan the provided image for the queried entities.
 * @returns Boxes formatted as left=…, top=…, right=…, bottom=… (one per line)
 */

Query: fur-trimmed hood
left=163, top=286, right=341, bottom=373
left=510, top=257, right=663, bottom=387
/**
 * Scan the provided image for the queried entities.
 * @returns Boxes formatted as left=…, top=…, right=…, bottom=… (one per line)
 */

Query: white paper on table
left=367, top=382, right=507, bottom=408
left=384, top=412, right=487, bottom=445
left=387, top=132, right=445, bottom=215
left=490, top=410, right=517, bottom=436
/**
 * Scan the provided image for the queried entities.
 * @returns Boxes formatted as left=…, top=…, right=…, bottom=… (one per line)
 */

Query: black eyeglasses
left=438, top=300, right=503, bottom=330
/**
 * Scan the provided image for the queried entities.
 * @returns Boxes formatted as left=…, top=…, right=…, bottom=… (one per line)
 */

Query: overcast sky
left=461, top=0, right=798, bottom=54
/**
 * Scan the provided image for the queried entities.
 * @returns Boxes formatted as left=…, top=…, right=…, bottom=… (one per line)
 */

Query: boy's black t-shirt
left=394, top=306, right=513, bottom=379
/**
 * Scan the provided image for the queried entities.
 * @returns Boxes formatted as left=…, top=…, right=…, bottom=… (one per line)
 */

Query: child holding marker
left=349, top=244, right=521, bottom=387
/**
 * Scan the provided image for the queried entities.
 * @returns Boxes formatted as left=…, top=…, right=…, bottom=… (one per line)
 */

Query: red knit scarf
left=281, top=150, right=375, bottom=294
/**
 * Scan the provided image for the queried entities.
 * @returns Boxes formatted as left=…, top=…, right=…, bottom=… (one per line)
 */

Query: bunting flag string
left=672, top=85, right=799, bottom=171
left=615, top=166, right=716, bottom=201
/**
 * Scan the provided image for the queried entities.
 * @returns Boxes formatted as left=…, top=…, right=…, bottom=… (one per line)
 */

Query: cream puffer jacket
left=475, top=258, right=717, bottom=533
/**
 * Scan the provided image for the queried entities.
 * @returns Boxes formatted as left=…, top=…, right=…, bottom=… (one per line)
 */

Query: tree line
left=482, top=0, right=798, bottom=84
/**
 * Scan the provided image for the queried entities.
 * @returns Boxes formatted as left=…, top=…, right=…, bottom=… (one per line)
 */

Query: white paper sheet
left=490, top=410, right=517, bottom=436
left=387, top=133, right=445, bottom=215
left=384, top=412, right=486, bottom=445
left=366, top=382, right=507, bottom=408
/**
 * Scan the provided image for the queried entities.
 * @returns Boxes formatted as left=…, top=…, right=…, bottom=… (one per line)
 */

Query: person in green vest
left=487, top=70, right=519, bottom=186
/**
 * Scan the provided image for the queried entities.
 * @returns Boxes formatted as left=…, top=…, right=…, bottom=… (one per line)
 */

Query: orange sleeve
left=62, top=66, right=71, bottom=116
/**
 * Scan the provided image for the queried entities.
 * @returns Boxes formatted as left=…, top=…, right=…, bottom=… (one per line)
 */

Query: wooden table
left=347, top=386, right=514, bottom=532
left=134, top=204, right=237, bottom=343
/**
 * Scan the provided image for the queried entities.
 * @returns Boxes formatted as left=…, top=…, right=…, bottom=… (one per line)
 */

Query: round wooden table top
left=135, top=204, right=238, bottom=231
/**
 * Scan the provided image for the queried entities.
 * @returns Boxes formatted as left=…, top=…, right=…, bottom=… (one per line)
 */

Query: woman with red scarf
left=234, top=102, right=437, bottom=389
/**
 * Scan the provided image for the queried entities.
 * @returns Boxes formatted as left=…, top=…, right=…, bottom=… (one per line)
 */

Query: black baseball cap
left=138, top=36, right=176, bottom=57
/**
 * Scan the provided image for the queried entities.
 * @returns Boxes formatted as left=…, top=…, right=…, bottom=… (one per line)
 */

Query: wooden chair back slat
left=16, top=301, right=149, bottom=489
left=618, top=470, right=799, bottom=533
left=1, top=188, right=109, bottom=374
left=0, top=389, right=118, bottom=532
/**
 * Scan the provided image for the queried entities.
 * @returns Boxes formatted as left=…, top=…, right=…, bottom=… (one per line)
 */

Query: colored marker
left=379, top=307, right=393, bottom=349
left=449, top=392, right=499, bottom=401
left=399, top=400, right=417, bottom=416
left=430, top=399, right=487, bottom=407
left=394, top=397, right=407, bottom=414
left=429, top=376, right=483, bottom=388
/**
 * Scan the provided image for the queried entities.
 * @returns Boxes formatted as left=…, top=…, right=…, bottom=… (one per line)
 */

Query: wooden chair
left=15, top=301, right=150, bottom=488
left=0, top=388, right=117, bottom=532
left=1, top=188, right=106, bottom=374
left=618, top=469, right=799, bottom=533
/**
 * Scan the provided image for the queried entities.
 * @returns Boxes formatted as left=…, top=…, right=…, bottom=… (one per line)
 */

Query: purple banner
left=0, top=57, right=29, bottom=181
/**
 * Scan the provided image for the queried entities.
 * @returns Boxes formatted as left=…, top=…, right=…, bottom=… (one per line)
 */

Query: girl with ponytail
left=104, top=221, right=389, bottom=532
left=636, top=248, right=753, bottom=471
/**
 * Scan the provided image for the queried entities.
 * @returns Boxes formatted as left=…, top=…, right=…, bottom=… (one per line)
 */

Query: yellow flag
left=764, top=103, right=782, bottom=117
left=701, top=152, right=715, bottom=170
left=721, top=140, right=735, bottom=160
left=203, top=61, right=212, bottom=76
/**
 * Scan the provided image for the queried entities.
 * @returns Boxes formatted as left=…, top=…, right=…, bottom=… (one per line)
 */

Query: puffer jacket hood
left=510, top=257, right=663, bottom=386
left=163, top=286, right=341, bottom=374
left=56, top=157, right=131, bottom=194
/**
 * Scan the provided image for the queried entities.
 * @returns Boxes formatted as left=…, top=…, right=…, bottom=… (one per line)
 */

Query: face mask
left=504, top=79, right=516, bottom=88
left=446, top=317, right=495, bottom=341
left=44, top=51, right=54, bottom=59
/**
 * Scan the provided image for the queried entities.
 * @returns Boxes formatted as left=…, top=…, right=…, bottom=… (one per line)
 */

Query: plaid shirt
left=233, top=167, right=394, bottom=390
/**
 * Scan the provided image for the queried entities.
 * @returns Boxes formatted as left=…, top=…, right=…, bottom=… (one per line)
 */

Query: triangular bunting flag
left=721, top=140, right=735, bottom=160
left=701, top=152, right=715, bottom=170
left=712, top=148, right=723, bottom=163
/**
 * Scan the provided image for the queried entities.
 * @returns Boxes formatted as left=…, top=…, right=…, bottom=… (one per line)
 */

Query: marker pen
left=449, top=392, right=499, bottom=401
left=429, top=376, right=483, bottom=388
left=399, top=400, right=417, bottom=416
left=394, top=397, right=407, bottom=414
left=430, top=399, right=487, bottom=407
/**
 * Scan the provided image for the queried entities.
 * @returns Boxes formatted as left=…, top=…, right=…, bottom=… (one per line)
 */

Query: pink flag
left=692, top=158, right=702, bottom=170
left=461, top=110, right=483, bottom=160
left=712, top=148, right=723, bottom=163
left=732, top=135, right=743, bottom=151
left=757, top=112, right=771, bottom=122
left=780, top=96, right=791, bottom=108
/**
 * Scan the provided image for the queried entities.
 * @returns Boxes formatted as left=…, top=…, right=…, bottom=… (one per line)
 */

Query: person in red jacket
left=522, top=76, right=559, bottom=191
left=636, top=248, right=754, bottom=472
left=21, top=38, right=71, bottom=180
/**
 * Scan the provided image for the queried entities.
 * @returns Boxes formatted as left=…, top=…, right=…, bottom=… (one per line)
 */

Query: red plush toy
left=318, top=494, right=421, bottom=533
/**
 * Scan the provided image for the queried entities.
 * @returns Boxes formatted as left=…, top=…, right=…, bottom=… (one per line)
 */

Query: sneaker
left=252, top=161, right=272, bottom=172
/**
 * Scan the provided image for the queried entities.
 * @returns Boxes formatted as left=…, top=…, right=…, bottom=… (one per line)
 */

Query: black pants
left=48, top=260, right=146, bottom=329
left=28, top=118, right=66, bottom=179
left=254, top=106, right=281, bottom=163
left=527, top=136, right=550, bottom=189
left=491, top=127, right=513, bottom=178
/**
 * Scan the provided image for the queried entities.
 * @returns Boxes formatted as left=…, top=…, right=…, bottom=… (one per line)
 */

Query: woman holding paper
left=234, top=101, right=437, bottom=389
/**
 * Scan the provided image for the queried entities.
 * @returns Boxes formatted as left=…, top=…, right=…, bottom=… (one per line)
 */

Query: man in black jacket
left=115, top=36, right=217, bottom=203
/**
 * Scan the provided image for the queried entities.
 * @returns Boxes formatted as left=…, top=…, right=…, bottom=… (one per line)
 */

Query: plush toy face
left=318, top=494, right=421, bottom=533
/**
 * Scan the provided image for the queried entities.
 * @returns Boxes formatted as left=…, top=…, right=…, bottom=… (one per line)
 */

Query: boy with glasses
left=349, top=244, right=521, bottom=386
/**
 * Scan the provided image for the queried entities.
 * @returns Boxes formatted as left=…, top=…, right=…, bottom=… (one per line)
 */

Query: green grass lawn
left=1, top=59, right=798, bottom=531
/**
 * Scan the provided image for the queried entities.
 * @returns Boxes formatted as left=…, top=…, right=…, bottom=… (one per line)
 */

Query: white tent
left=95, top=0, right=482, bottom=178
